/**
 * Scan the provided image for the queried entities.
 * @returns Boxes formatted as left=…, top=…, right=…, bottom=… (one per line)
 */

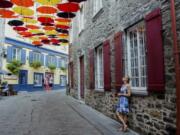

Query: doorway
left=80, top=56, right=85, bottom=99
left=19, top=70, right=28, bottom=87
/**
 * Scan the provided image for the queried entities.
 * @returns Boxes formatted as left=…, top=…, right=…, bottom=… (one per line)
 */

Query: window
left=34, top=73, right=43, bottom=87
left=12, top=48, right=21, bottom=61
left=60, top=75, right=67, bottom=86
left=48, top=55, right=55, bottom=65
left=95, top=45, right=104, bottom=90
left=78, top=4, right=85, bottom=33
left=61, top=58, right=67, bottom=68
left=126, top=22, right=147, bottom=93
left=93, top=0, right=103, bottom=16
left=33, top=52, right=41, bottom=62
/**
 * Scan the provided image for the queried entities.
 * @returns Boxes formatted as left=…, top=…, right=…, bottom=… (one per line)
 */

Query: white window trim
left=33, top=52, right=41, bottom=62
left=126, top=22, right=147, bottom=95
left=93, top=0, right=103, bottom=16
left=12, top=48, right=21, bottom=61
left=95, top=45, right=104, bottom=91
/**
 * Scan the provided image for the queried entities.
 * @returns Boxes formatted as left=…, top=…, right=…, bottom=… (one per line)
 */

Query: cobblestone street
left=0, top=90, right=138, bottom=135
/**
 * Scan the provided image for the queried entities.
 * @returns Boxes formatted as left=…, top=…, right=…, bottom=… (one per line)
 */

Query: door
left=19, top=70, right=28, bottom=86
left=80, top=56, right=84, bottom=99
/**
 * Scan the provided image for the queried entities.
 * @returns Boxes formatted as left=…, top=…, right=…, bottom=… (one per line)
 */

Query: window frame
left=126, top=22, right=148, bottom=95
left=95, top=45, right=104, bottom=91
left=48, top=55, right=55, bottom=65
left=12, top=47, right=21, bottom=61
left=33, top=52, right=41, bottom=62
left=34, top=73, right=43, bottom=87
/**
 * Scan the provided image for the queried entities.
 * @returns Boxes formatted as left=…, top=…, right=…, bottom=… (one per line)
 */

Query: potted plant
left=48, top=64, right=56, bottom=71
left=30, top=61, right=42, bottom=69
left=60, top=67, right=67, bottom=72
left=6, top=60, right=22, bottom=76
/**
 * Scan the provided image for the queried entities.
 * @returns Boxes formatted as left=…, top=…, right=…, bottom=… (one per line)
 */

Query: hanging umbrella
left=51, top=38, right=60, bottom=44
left=57, top=2, right=80, bottom=12
left=48, top=35, right=57, bottom=38
left=56, top=24, right=70, bottom=29
left=43, top=26, right=55, bottom=30
left=26, top=25, right=40, bottom=29
left=22, top=18, right=38, bottom=24
left=36, top=0, right=61, bottom=6
left=45, top=30, right=57, bottom=35
left=33, top=33, right=45, bottom=36
left=55, top=21, right=70, bottom=26
left=56, top=28, right=69, bottom=34
left=32, top=41, right=43, bottom=46
left=41, top=23, right=54, bottom=26
left=0, top=9, right=15, bottom=16
left=19, top=31, right=32, bottom=35
left=57, top=12, right=75, bottom=18
left=38, top=17, right=54, bottom=24
left=59, top=39, right=69, bottom=43
left=11, top=0, right=34, bottom=7
left=13, top=26, right=28, bottom=31
left=13, top=6, right=34, bottom=16
left=41, top=39, right=50, bottom=44
left=8, top=20, right=24, bottom=26
left=55, top=18, right=71, bottom=23
left=29, top=29, right=43, bottom=34
left=68, top=0, right=87, bottom=3
left=37, top=6, right=57, bottom=14
left=1, top=15, right=18, bottom=18
left=0, top=0, right=13, bottom=8
left=39, top=36, right=48, bottom=40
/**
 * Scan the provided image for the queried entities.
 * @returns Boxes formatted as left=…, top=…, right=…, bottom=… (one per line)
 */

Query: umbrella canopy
left=11, top=0, right=34, bottom=7
left=55, top=18, right=71, bottom=22
left=43, top=26, right=55, bottom=30
left=36, top=0, right=61, bottom=5
left=41, top=39, right=50, bottom=44
left=57, top=12, right=76, bottom=18
left=37, top=6, right=57, bottom=14
left=1, top=15, right=18, bottom=18
left=29, top=29, right=43, bottom=34
left=57, top=2, right=80, bottom=12
left=38, top=17, right=54, bottom=24
left=13, top=26, right=28, bottom=31
left=26, top=25, right=40, bottom=29
left=59, top=39, right=69, bottom=43
left=51, top=38, right=60, bottom=44
left=41, top=23, right=54, bottom=26
left=0, top=0, right=13, bottom=8
left=22, top=18, right=38, bottom=24
left=8, top=20, right=24, bottom=26
left=45, top=30, right=57, bottom=35
left=56, top=24, right=70, bottom=29
left=32, top=41, right=42, bottom=46
left=68, top=0, right=87, bottom=3
left=0, top=9, right=15, bottom=16
left=56, top=28, right=69, bottom=34
left=13, top=6, right=34, bottom=16
left=48, top=35, right=57, bottom=38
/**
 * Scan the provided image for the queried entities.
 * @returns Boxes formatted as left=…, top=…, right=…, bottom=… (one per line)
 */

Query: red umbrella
left=57, top=2, right=80, bottom=12
left=38, top=17, right=54, bottom=24
left=56, top=24, right=70, bottom=29
left=55, top=18, right=71, bottom=22
left=41, top=23, right=54, bottom=26
left=43, top=26, right=55, bottom=30
left=41, top=39, right=50, bottom=44
left=0, top=9, right=14, bottom=16
left=68, top=0, right=87, bottom=3
left=57, top=12, right=75, bottom=18
left=51, top=38, right=60, bottom=44
left=26, top=25, right=40, bottom=29
left=13, top=26, right=28, bottom=31
left=11, top=0, right=34, bottom=7
left=37, top=6, right=57, bottom=14
left=0, top=0, right=13, bottom=8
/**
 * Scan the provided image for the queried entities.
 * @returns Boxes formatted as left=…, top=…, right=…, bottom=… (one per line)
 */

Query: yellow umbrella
left=29, top=29, right=43, bottom=34
left=55, top=21, right=70, bottom=26
left=61, top=43, right=69, bottom=46
left=58, top=35, right=69, bottom=39
left=45, top=30, right=57, bottom=35
left=37, top=14, right=55, bottom=18
left=13, top=6, right=34, bottom=16
left=29, top=37, right=40, bottom=41
left=35, top=0, right=61, bottom=5
left=21, top=18, right=38, bottom=24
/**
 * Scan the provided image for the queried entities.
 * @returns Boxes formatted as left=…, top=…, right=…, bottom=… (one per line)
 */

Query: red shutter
left=89, top=49, right=95, bottom=89
left=114, top=32, right=123, bottom=90
left=103, top=40, right=111, bottom=91
left=145, top=8, right=165, bottom=92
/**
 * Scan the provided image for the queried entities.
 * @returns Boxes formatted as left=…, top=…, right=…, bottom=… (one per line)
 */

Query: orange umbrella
left=0, top=9, right=15, bottom=16
left=32, top=41, right=42, bottom=46
left=11, top=0, right=34, bottom=7
left=26, top=25, right=40, bottom=29
left=37, top=6, right=57, bottom=14
left=43, top=26, right=55, bottom=30
left=57, top=2, right=80, bottom=12
left=56, top=24, right=70, bottom=29
left=0, top=15, right=18, bottom=18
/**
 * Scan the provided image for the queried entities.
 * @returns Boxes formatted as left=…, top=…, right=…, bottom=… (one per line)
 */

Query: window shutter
left=114, top=32, right=123, bottom=91
left=145, top=8, right=165, bottom=92
left=21, top=49, right=26, bottom=64
left=7, top=46, right=13, bottom=62
left=103, top=40, right=111, bottom=91
left=89, top=49, right=95, bottom=89
left=29, top=51, right=33, bottom=64
left=41, top=54, right=44, bottom=66
left=45, top=55, right=49, bottom=67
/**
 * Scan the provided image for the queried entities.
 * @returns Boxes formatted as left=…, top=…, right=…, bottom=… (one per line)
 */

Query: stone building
left=69, top=0, right=180, bottom=135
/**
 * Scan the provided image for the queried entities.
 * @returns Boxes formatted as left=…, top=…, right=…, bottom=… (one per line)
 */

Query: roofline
left=5, top=37, right=69, bottom=57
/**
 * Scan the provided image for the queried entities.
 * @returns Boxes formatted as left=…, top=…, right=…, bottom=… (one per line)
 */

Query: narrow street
left=0, top=90, right=137, bottom=135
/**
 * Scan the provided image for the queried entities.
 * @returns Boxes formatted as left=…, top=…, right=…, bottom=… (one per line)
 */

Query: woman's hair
left=124, top=76, right=130, bottom=83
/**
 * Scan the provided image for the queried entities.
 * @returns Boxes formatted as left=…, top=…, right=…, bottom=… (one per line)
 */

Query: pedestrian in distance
left=116, top=76, right=131, bottom=132
left=44, top=75, right=50, bottom=91
left=49, top=75, right=53, bottom=90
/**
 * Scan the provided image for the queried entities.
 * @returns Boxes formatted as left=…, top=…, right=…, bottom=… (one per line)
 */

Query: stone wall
left=69, top=0, right=178, bottom=134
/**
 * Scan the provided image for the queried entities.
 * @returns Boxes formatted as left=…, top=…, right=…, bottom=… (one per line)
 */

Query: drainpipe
left=170, top=0, right=180, bottom=134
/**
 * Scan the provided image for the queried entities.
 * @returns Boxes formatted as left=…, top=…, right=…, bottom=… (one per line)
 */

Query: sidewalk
left=66, top=95, right=139, bottom=135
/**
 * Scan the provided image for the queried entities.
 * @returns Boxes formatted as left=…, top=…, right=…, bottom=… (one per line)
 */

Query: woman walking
left=116, top=76, right=131, bottom=132
left=44, top=75, right=50, bottom=91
